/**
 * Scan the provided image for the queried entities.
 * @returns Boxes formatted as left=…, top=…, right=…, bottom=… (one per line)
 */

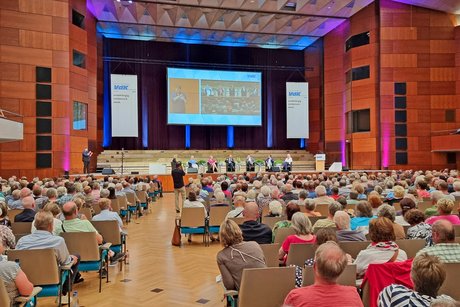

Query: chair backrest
left=11, top=222, right=32, bottom=235
left=315, top=204, right=329, bottom=216
left=273, top=227, right=296, bottom=244
left=338, top=241, right=371, bottom=259
left=259, top=243, right=280, bottom=267
left=7, top=209, right=23, bottom=224
left=93, top=203, right=102, bottom=215
left=116, top=195, right=128, bottom=209
left=111, top=198, right=121, bottom=212
left=438, top=263, right=460, bottom=300
left=180, top=207, right=206, bottom=228
left=345, top=203, right=356, bottom=211
left=286, top=243, right=317, bottom=267
left=261, top=205, right=270, bottom=217
left=79, top=207, right=92, bottom=220
left=135, top=190, right=147, bottom=203
left=91, top=220, right=121, bottom=245
left=126, top=192, right=136, bottom=205
left=302, top=264, right=357, bottom=287
left=208, top=206, right=230, bottom=227
left=7, top=249, right=60, bottom=285
left=308, top=216, right=326, bottom=226
left=393, top=203, right=401, bottom=212
left=417, top=200, right=433, bottom=213
left=0, top=278, right=10, bottom=306
left=262, top=216, right=284, bottom=230
left=403, top=225, right=410, bottom=235
left=238, top=267, right=295, bottom=307
left=61, top=232, right=100, bottom=261
left=395, top=239, right=425, bottom=258
left=229, top=217, right=244, bottom=225
left=454, top=225, right=460, bottom=237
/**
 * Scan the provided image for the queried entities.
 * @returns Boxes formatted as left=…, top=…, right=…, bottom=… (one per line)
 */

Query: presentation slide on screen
left=167, top=68, right=262, bottom=126
left=111, top=74, right=139, bottom=137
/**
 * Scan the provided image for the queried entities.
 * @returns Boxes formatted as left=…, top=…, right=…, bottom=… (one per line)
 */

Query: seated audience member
left=61, top=201, right=103, bottom=243
left=225, top=155, right=236, bottom=172
left=367, top=191, right=383, bottom=216
left=245, top=190, right=257, bottom=203
left=346, top=190, right=360, bottom=206
left=334, top=211, right=366, bottom=242
left=16, top=211, right=81, bottom=297
left=416, top=220, right=460, bottom=262
left=14, top=196, right=36, bottom=222
left=211, top=191, right=228, bottom=207
left=239, top=202, right=272, bottom=244
left=395, top=197, right=416, bottom=226
left=226, top=195, right=245, bottom=219
left=7, top=190, right=21, bottom=209
left=304, top=199, right=321, bottom=217
left=187, top=155, right=197, bottom=169
left=350, top=201, right=375, bottom=234
left=378, top=253, right=454, bottom=306
left=305, top=228, right=353, bottom=266
left=330, top=186, right=340, bottom=200
left=0, top=201, right=11, bottom=227
left=0, top=208, right=15, bottom=249
left=451, top=180, right=460, bottom=197
left=385, top=185, right=405, bottom=206
left=220, top=181, right=231, bottom=199
left=272, top=202, right=301, bottom=242
left=416, top=180, right=431, bottom=199
left=313, top=185, right=335, bottom=205
left=265, top=200, right=282, bottom=217
left=355, top=217, right=408, bottom=277
left=31, top=202, right=63, bottom=236
left=183, top=191, right=207, bottom=218
left=377, top=204, right=406, bottom=240
left=207, top=155, right=218, bottom=173
left=405, top=209, right=432, bottom=245
left=281, top=184, right=299, bottom=202
left=92, top=198, right=124, bottom=232
left=282, top=154, right=292, bottom=171
left=216, top=219, right=266, bottom=291
left=425, top=198, right=460, bottom=225
left=284, top=242, right=363, bottom=307
left=278, top=213, right=316, bottom=264
left=33, top=186, right=48, bottom=210
left=0, top=241, right=34, bottom=304
left=256, top=186, right=272, bottom=213
left=311, top=202, right=341, bottom=234
left=425, top=191, right=446, bottom=218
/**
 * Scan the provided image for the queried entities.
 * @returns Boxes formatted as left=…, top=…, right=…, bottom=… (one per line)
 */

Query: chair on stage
left=225, top=160, right=236, bottom=172
left=246, top=161, right=255, bottom=172
left=283, top=162, right=292, bottom=172
left=207, top=161, right=218, bottom=173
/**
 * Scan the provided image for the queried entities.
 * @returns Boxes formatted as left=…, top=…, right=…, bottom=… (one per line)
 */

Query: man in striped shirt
left=378, top=253, right=454, bottom=306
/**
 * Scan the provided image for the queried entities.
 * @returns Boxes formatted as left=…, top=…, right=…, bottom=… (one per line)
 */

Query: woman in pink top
left=279, top=212, right=316, bottom=264
left=426, top=198, right=460, bottom=225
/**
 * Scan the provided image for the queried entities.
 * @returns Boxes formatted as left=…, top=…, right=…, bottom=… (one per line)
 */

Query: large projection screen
left=167, top=68, right=262, bottom=126
left=111, top=74, right=138, bottom=137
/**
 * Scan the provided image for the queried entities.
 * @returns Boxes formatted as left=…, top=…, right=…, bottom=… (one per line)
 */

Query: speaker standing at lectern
left=82, top=148, right=93, bottom=174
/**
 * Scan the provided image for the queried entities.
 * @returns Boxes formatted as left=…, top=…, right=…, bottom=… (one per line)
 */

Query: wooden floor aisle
left=39, top=194, right=223, bottom=307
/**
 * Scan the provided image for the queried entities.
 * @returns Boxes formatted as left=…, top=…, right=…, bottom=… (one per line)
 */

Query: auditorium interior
left=0, top=0, right=460, bottom=306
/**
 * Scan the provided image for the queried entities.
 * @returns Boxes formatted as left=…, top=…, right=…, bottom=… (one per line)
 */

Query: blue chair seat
left=79, top=261, right=102, bottom=272
left=180, top=227, right=206, bottom=234
left=140, top=202, right=147, bottom=208
left=209, top=226, right=220, bottom=233
left=110, top=245, right=122, bottom=254
left=37, top=270, right=69, bottom=297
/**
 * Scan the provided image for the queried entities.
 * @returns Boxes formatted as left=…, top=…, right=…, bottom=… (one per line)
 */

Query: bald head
left=432, top=219, right=455, bottom=244
left=243, top=202, right=259, bottom=221
left=314, top=242, right=348, bottom=283
left=22, top=196, right=35, bottom=209
left=20, top=187, right=32, bottom=198
left=62, top=201, right=78, bottom=219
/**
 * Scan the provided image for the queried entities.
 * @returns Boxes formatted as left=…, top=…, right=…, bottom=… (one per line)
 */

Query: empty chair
left=116, top=195, right=130, bottom=222
left=302, top=264, right=357, bottom=287
left=61, top=232, right=111, bottom=293
left=180, top=207, right=208, bottom=246
left=7, top=248, right=71, bottom=305
left=208, top=206, right=230, bottom=236
left=273, top=227, right=296, bottom=244
left=395, top=239, right=425, bottom=258
left=259, top=243, right=280, bottom=267
left=237, top=267, right=295, bottom=307
left=286, top=243, right=317, bottom=267
left=262, top=216, right=284, bottom=230
left=339, top=241, right=371, bottom=259
left=135, top=190, right=149, bottom=213
left=125, top=193, right=138, bottom=218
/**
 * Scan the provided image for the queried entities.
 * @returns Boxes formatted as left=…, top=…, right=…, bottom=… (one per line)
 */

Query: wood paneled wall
left=321, top=0, right=460, bottom=170
left=0, top=0, right=98, bottom=178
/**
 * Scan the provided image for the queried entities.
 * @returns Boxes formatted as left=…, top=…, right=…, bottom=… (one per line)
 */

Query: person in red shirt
left=284, top=241, right=363, bottom=307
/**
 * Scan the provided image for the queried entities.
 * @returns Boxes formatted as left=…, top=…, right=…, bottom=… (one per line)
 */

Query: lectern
left=315, top=154, right=326, bottom=171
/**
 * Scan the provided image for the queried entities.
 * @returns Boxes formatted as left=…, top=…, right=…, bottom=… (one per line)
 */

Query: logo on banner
left=114, top=85, right=129, bottom=90
left=289, top=91, right=301, bottom=96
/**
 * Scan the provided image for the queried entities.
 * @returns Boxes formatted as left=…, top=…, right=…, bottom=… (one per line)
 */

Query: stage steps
left=97, top=150, right=316, bottom=174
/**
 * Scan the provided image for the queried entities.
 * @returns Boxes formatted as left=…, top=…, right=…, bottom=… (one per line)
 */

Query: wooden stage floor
left=38, top=193, right=223, bottom=307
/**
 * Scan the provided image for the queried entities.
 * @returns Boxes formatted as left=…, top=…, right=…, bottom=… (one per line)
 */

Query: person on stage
left=188, top=155, right=198, bottom=169
left=265, top=155, right=274, bottom=172
left=82, top=148, right=93, bottom=174
left=225, top=154, right=236, bottom=172
left=208, top=155, right=218, bottom=173
left=246, top=154, right=254, bottom=171
left=283, top=154, right=293, bottom=171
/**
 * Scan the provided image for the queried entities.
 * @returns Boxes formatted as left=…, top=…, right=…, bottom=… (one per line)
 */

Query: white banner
left=111, top=74, right=138, bottom=137
left=286, top=82, right=309, bottom=139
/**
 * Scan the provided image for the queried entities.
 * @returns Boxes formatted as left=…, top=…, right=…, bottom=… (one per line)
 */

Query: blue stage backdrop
left=102, top=38, right=306, bottom=150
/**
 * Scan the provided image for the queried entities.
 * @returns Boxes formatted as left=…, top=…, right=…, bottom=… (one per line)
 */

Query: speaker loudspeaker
left=102, top=168, right=115, bottom=175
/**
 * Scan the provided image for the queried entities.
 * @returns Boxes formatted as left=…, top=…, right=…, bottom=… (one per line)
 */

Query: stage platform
left=71, top=169, right=389, bottom=193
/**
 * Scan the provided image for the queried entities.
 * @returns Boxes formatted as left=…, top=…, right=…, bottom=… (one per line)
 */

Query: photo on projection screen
left=167, top=68, right=262, bottom=126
